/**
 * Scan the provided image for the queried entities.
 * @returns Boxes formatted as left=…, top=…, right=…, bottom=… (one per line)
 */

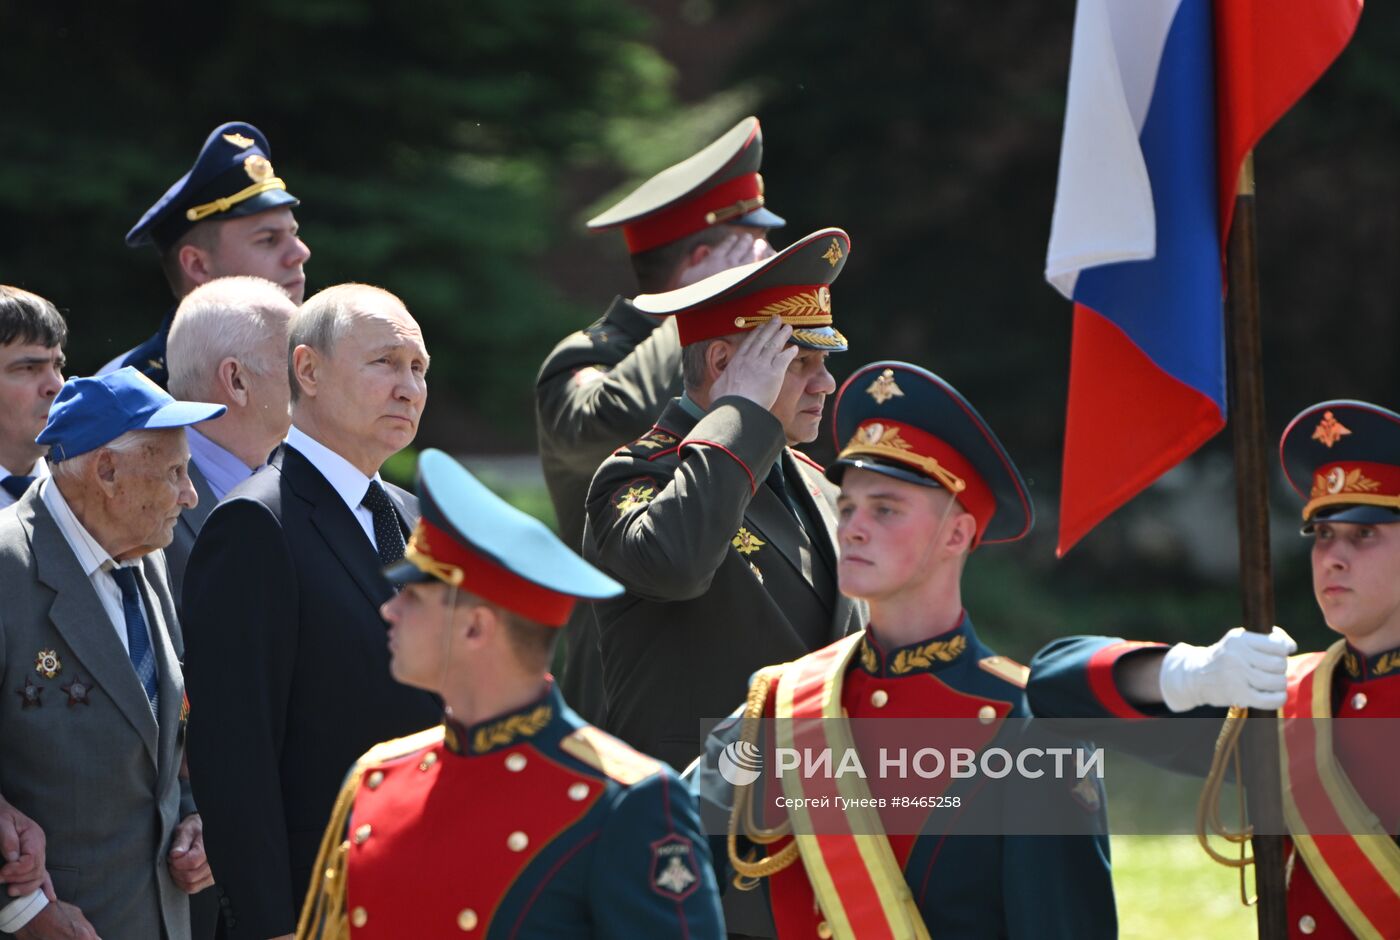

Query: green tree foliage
left=0, top=0, right=672, bottom=435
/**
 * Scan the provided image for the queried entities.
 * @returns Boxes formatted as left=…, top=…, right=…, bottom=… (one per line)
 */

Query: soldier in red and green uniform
left=693, top=362, right=1116, bottom=939
left=1027, top=399, right=1400, bottom=939
left=295, top=450, right=723, bottom=939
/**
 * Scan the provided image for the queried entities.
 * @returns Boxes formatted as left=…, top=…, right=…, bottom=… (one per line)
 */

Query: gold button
left=457, top=908, right=479, bottom=931
left=568, top=782, right=589, bottom=801
left=1299, top=914, right=1317, bottom=934
left=817, top=921, right=833, bottom=938
left=353, top=824, right=372, bottom=845
left=1351, top=692, right=1368, bottom=711
left=367, top=770, right=384, bottom=789
left=505, top=753, right=527, bottom=772
left=419, top=751, right=439, bottom=771
left=351, top=906, right=368, bottom=927
left=870, top=689, right=889, bottom=708
left=978, top=705, right=997, bottom=725
left=507, top=830, right=529, bottom=852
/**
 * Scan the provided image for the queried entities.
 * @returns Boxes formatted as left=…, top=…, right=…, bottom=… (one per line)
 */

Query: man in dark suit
left=163, top=276, right=296, bottom=603
left=0, top=368, right=225, bottom=939
left=181, top=283, right=439, bottom=940
left=0, top=287, right=66, bottom=512
left=583, top=229, right=866, bottom=772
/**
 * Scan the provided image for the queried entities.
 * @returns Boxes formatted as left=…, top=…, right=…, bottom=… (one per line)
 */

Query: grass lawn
left=1111, top=835, right=1259, bottom=938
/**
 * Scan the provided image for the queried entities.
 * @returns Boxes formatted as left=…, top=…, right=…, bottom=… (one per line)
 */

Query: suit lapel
left=279, top=445, right=394, bottom=610
left=138, top=557, right=183, bottom=788
left=25, top=495, right=159, bottom=765
left=742, top=483, right=817, bottom=588
left=183, top=461, right=218, bottom=534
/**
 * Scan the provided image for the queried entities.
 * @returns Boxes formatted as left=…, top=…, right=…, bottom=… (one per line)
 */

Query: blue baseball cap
left=125, top=121, right=300, bottom=252
left=37, top=367, right=226, bottom=462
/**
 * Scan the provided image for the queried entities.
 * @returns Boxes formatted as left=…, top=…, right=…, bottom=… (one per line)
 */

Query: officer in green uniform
left=582, top=228, right=865, bottom=774
left=536, top=117, right=785, bottom=723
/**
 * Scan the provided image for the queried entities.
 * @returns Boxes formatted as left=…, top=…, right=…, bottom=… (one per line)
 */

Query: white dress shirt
left=0, top=457, right=50, bottom=510
left=284, top=425, right=386, bottom=550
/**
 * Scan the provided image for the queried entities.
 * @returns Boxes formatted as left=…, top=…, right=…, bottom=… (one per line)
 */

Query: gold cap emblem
left=243, top=154, right=274, bottom=183
left=822, top=238, right=844, bottom=268
left=866, top=369, right=904, bottom=405
left=1312, top=410, right=1351, bottom=448
left=816, top=285, right=832, bottom=314
left=222, top=132, right=255, bottom=148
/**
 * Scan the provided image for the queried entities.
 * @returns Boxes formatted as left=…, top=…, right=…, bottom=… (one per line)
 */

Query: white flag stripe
left=1045, top=0, right=1183, bottom=299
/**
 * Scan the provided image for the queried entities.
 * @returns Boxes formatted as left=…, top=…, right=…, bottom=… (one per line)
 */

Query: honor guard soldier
left=581, top=228, right=865, bottom=773
left=1028, top=399, right=1400, bottom=939
left=537, top=117, right=784, bottom=723
left=295, top=450, right=724, bottom=940
left=692, top=362, right=1117, bottom=939
left=107, top=122, right=310, bottom=387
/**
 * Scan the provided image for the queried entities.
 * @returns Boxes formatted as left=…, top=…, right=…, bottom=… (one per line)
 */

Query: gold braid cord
left=1195, top=706, right=1258, bottom=906
left=728, top=665, right=801, bottom=890
left=295, top=763, right=369, bottom=940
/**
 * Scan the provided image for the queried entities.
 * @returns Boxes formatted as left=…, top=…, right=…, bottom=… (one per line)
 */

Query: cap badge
left=1312, top=410, right=1352, bottom=448
left=1311, top=466, right=1382, bottom=499
left=866, top=368, right=905, bottom=405
left=34, top=649, right=61, bottom=679
left=243, top=154, right=275, bottom=183
left=732, top=527, right=765, bottom=556
left=822, top=239, right=844, bottom=268
left=855, top=422, right=913, bottom=453
left=222, top=132, right=255, bottom=149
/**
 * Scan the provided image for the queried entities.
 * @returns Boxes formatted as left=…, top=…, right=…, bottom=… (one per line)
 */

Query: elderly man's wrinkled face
left=104, top=429, right=198, bottom=558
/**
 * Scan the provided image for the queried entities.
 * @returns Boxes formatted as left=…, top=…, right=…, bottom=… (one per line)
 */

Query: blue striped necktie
left=110, top=567, right=159, bottom=717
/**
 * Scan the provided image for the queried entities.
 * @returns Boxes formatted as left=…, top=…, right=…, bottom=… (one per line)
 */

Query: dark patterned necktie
left=362, top=480, right=407, bottom=566
left=110, top=567, right=159, bottom=717
left=766, top=463, right=803, bottom=524
left=1, top=475, right=35, bottom=500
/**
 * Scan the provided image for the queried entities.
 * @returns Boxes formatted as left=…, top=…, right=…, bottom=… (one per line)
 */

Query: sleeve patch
left=978, top=655, right=1030, bottom=688
left=560, top=725, right=661, bottom=785
left=651, top=834, right=701, bottom=901
left=612, top=477, right=661, bottom=514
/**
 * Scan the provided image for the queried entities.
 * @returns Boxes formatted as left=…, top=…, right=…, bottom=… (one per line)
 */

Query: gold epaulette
left=978, top=655, right=1030, bottom=689
left=560, top=726, right=661, bottom=786
left=293, top=726, right=445, bottom=940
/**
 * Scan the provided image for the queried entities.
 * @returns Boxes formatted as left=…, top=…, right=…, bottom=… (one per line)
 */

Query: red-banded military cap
left=828, top=361, right=1033, bottom=546
left=586, top=116, right=785, bottom=255
left=1280, top=400, right=1400, bottom=531
left=630, top=227, right=849, bottom=351
left=383, top=450, right=623, bottom=626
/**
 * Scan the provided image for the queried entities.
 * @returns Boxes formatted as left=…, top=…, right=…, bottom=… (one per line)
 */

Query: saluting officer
left=1027, top=399, right=1400, bottom=939
left=106, top=121, right=310, bottom=387
left=537, top=116, right=784, bottom=723
left=582, top=228, right=865, bottom=773
left=692, top=362, right=1116, bottom=939
left=295, top=450, right=723, bottom=939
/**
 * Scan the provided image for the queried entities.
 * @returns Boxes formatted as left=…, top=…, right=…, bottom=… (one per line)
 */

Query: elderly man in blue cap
left=0, top=367, right=224, bottom=940
left=295, top=449, right=724, bottom=939
left=103, top=121, right=311, bottom=388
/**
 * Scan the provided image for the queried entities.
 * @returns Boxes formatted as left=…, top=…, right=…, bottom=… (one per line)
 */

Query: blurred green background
left=2, top=5, right=1395, bottom=930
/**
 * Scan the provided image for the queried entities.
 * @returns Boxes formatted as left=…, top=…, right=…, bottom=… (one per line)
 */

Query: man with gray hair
left=0, top=368, right=224, bottom=939
left=181, top=283, right=439, bottom=940
left=164, top=276, right=295, bottom=600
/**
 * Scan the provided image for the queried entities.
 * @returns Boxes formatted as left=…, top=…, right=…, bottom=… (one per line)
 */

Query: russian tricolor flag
left=1047, top=0, right=1362, bottom=556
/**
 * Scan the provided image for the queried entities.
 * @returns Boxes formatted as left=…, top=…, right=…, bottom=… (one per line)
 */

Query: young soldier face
left=1312, top=520, right=1400, bottom=649
left=200, top=208, right=311, bottom=303
left=382, top=580, right=453, bottom=691
left=769, top=348, right=836, bottom=445
left=835, top=467, right=972, bottom=601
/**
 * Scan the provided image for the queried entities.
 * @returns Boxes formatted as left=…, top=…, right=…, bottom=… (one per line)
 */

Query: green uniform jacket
left=581, top=395, right=866, bottom=770
left=535, top=297, right=682, bottom=723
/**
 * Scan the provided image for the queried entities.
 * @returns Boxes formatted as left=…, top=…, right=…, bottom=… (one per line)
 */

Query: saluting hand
left=708, top=317, right=797, bottom=412
left=675, top=232, right=772, bottom=287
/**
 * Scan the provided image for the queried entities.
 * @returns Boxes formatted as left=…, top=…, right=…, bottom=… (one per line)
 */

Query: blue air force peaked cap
left=828, top=361, right=1033, bottom=546
left=384, top=449, right=623, bottom=626
left=125, top=121, right=300, bottom=252
left=1280, top=400, right=1400, bottom=531
left=36, top=367, right=226, bottom=462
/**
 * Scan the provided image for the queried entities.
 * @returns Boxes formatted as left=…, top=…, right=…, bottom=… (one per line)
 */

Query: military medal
left=61, top=675, right=92, bottom=707
left=34, top=648, right=61, bottom=679
left=16, top=675, right=42, bottom=709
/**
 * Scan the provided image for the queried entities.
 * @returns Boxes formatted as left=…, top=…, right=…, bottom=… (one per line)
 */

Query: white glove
left=1158, top=626, right=1298, bottom=712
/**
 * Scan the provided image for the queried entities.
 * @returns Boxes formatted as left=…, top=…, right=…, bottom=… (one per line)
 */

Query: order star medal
left=34, top=649, right=61, bottom=679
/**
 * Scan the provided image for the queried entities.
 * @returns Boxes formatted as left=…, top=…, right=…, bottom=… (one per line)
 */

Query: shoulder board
left=359, top=725, right=446, bottom=768
left=560, top=725, right=661, bottom=786
left=978, top=655, right=1029, bottom=689
left=623, top=426, right=682, bottom=459
left=788, top=448, right=826, bottom=473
